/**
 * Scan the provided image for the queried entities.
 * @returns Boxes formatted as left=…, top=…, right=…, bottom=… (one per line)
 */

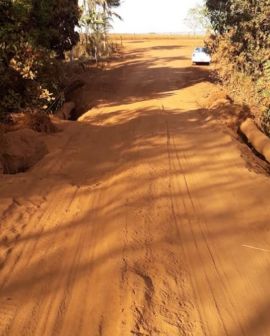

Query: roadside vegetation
left=0, top=0, right=80, bottom=121
left=1, top=0, right=269, bottom=138
left=77, top=0, right=121, bottom=61
left=0, top=0, right=120, bottom=124
left=204, top=0, right=270, bottom=134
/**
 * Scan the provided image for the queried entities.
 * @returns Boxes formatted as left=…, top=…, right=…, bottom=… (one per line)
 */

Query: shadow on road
left=1, top=39, right=270, bottom=336
left=68, top=43, right=212, bottom=119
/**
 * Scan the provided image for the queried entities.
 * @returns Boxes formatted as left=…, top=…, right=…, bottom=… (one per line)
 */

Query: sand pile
left=0, top=128, right=48, bottom=174
left=200, top=90, right=250, bottom=130
left=240, top=118, right=270, bottom=163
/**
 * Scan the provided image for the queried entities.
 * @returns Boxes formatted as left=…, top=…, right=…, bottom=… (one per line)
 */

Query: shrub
left=205, top=0, right=270, bottom=133
left=0, top=0, right=80, bottom=120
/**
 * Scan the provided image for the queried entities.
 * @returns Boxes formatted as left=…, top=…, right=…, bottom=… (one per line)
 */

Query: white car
left=192, top=47, right=211, bottom=65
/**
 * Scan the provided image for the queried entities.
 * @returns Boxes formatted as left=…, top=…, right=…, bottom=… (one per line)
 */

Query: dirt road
left=1, top=39, right=270, bottom=336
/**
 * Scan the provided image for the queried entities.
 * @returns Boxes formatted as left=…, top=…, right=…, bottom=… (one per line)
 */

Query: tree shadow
left=1, top=39, right=270, bottom=335
left=70, top=60, right=212, bottom=119
left=62, top=38, right=211, bottom=119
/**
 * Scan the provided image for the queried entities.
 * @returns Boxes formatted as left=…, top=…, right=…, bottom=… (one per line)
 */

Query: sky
left=112, top=0, right=204, bottom=34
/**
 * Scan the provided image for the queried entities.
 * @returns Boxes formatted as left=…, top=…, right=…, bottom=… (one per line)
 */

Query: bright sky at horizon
left=112, top=0, right=204, bottom=34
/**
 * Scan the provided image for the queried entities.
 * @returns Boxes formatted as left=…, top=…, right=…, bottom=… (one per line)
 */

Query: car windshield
left=195, top=47, right=209, bottom=53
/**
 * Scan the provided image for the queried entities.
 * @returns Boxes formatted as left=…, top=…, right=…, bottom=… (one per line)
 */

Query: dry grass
left=109, top=33, right=204, bottom=41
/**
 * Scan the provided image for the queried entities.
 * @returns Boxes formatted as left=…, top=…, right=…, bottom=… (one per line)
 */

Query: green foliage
left=205, top=0, right=270, bottom=131
left=30, top=0, right=80, bottom=59
left=0, top=0, right=121, bottom=119
left=0, top=0, right=80, bottom=119
left=79, top=0, right=121, bottom=61
left=185, top=5, right=211, bottom=34
left=205, top=0, right=230, bottom=34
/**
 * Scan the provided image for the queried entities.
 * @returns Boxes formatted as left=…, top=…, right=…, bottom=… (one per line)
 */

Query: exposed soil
left=0, top=128, right=48, bottom=174
left=1, top=38, right=270, bottom=336
left=198, top=90, right=270, bottom=176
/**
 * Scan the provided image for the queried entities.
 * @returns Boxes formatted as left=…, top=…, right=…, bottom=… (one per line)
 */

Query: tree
left=206, top=0, right=270, bottom=75
left=79, top=0, right=121, bottom=61
left=0, top=0, right=81, bottom=117
left=30, top=0, right=80, bottom=59
left=184, top=4, right=211, bottom=35
left=205, top=0, right=270, bottom=132
left=205, top=0, right=230, bottom=34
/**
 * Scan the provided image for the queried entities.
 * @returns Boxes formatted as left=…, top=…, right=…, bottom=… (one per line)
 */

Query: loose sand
left=0, top=38, right=270, bottom=336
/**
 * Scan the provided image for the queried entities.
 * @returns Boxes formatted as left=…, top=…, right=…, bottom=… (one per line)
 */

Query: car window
left=194, top=47, right=209, bottom=53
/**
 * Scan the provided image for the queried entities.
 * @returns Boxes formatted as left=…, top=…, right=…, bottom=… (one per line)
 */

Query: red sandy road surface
left=1, top=38, right=270, bottom=335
